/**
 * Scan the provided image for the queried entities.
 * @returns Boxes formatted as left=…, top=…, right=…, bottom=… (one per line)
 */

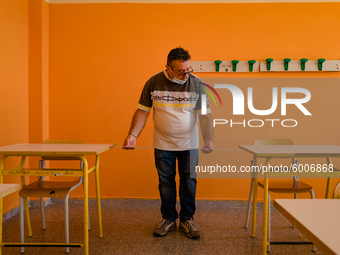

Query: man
left=123, top=47, right=213, bottom=239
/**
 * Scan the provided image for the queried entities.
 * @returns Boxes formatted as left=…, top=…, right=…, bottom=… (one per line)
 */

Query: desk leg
left=18, top=157, right=32, bottom=238
left=95, top=155, right=103, bottom=238
left=326, top=178, right=332, bottom=199
left=81, top=157, right=89, bottom=255
left=263, top=175, right=269, bottom=254
left=0, top=155, right=8, bottom=255
left=21, top=176, right=32, bottom=238
left=251, top=156, right=258, bottom=238
left=326, top=158, right=332, bottom=199
left=263, top=157, right=273, bottom=255
left=0, top=193, right=2, bottom=255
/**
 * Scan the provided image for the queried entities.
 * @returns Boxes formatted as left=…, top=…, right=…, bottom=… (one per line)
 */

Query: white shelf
left=260, top=60, right=340, bottom=72
left=191, top=60, right=340, bottom=73
left=191, top=61, right=260, bottom=73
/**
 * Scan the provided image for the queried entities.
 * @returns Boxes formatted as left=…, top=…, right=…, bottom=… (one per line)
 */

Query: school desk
left=0, top=143, right=114, bottom=255
left=239, top=145, right=340, bottom=254
left=274, top=199, right=340, bottom=255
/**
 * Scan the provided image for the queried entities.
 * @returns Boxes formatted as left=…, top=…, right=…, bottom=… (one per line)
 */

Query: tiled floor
left=2, top=198, right=322, bottom=255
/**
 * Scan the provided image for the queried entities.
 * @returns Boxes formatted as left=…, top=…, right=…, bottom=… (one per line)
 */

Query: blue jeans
left=154, top=149, right=198, bottom=222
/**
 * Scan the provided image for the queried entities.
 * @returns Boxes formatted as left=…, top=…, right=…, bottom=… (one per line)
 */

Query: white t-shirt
left=137, top=71, right=210, bottom=151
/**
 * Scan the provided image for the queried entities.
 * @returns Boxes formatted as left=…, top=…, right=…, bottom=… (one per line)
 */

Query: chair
left=333, top=181, right=340, bottom=198
left=19, top=139, right=90, bottom=254
left=244, top=138, right=315, bottom=252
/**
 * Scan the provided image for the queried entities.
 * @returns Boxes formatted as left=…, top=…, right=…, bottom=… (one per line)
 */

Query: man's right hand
left=122, top=135, right=136, bottom=150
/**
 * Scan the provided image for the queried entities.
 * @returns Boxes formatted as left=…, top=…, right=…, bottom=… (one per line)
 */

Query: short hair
left=167, top=47, right=191, bottom=66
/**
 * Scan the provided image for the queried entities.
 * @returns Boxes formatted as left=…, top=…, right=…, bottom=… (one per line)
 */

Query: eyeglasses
left=169, top=65, right=193, bottom=77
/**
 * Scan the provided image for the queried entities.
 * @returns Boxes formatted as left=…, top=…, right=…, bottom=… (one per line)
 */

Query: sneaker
left=179, top=218, right=201, bottom=239
left=153, top=218, right=177, bottom=237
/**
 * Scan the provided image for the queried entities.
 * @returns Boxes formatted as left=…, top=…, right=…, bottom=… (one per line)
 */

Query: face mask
left=173, top=76, right=188, bottom=84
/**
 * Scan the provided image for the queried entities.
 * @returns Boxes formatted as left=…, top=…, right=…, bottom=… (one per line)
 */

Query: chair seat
left=258, top=180, right=313, bottom=193
left=19, top=180, right=81, bottom=198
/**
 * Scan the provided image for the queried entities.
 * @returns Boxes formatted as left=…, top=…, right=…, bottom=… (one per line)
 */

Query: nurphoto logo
left=200, top=83, right=312, bottom=128
left=197, top=82, right=222, bottom=115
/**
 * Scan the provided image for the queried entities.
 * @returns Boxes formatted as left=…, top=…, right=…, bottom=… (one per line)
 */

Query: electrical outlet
left=221, top=64, right=230, bottom=72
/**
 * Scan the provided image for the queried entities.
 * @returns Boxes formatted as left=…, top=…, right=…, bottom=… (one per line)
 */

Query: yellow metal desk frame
left=0, top=143, right=114, bottom=255
left=0, top=183, right=20, bottom=253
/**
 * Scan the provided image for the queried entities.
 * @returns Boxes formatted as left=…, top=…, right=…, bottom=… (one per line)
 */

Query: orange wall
left=0, top=0, right=29, bottom=212
left=47, top=2, right=340, bottom=200
left=2, top=2, right=340, bottom=210
left=0, top=0, right=50, bottom=214
left=28, top=0, right=50, bottom=186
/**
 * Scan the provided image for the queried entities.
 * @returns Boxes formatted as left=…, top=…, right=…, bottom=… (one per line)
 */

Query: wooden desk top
left=239, top=145, right=340, bottom=157
left=0, top=184, right=19, bottom=198
left=274, top=199, right=340, bottom=255
left=0, top=143, right=115, bottom=156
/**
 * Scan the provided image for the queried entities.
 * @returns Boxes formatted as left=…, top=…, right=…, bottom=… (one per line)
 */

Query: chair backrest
left=254, top=138, right=294, bottom=146
left=40, top=139, right=83, bottom=167
left=43, top=139, right=83, bottom=144
left=254, top=138, right=297, bottom=180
